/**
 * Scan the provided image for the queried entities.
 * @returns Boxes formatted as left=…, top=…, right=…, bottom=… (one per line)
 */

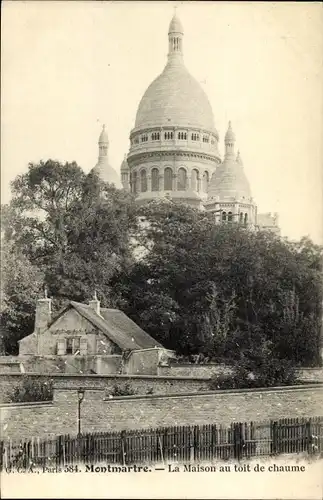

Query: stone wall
left=0, top=373, right=211, bottom=403
left=159, top=364, right=323, bottom=382
left=1, top=384, right=322, bottom=441
left=158, top=363, right=233, bottom=378
left=125, top=349, right=160, bottom=375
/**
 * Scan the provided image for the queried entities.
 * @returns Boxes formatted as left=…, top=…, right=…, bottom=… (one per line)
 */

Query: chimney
left=34, top=286, right=52, bottom=334
left=89, top=291, right=100, bottom=315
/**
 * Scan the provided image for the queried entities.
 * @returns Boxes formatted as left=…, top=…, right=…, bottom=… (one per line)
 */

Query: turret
left=168, top=10, right=184, bottom=62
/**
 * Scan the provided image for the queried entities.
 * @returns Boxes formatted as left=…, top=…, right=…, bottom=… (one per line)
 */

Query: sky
left=1, top=1, right=323, bottom=244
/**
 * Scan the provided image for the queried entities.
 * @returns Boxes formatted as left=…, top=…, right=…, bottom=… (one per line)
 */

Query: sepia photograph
left=1, top=1, right=323, bottom=498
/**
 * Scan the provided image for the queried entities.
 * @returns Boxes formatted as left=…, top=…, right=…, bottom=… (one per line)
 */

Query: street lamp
left=77, top=389, right=85, bottom=436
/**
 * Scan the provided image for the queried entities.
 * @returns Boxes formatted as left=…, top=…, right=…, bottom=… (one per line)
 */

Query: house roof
left=70, top=301, right=163, bottom=351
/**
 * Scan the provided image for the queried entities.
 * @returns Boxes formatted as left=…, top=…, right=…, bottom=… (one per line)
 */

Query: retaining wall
left=0, top=384, right=322, bottom=441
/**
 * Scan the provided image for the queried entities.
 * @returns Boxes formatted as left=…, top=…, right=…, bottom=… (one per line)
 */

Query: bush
left=8, top=376, right=53, bottom=403
left=209, top=352, right=297, bottom=390
left=109, top=383, right=136, bottom=397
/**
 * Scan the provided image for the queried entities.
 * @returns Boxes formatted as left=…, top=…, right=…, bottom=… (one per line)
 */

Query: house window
left=164, top=131, right=173, bottom=140
left=58, top=337, right=83, bottom=355
left=222, top=211, right=227, bottom=222
left=73, top=337, right=80, bottom=354
left=228, top=212, right=233, bottom=223
left=57, top=339, right=66, bottom=356
left=66, top=338, right=73, bottom=355
left=80, top=338, right=88, bottom=355
left=191, top=133, right=200, bottom=141
left=203, top=135, right=209, bottom=143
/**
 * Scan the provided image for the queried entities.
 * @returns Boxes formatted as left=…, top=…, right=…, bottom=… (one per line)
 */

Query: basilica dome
left=135, top=62, right=216, bottom=132
left=127, top=13, right=220, bottom=209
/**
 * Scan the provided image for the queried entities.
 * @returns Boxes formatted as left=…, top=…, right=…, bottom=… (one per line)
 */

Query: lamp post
left=77, top=389, right=85, bottom=436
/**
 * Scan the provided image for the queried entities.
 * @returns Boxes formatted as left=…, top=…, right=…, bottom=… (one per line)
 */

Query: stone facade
left=20, top=307, right=119, bottom=357
left=16, top=296, right=171, bottom=375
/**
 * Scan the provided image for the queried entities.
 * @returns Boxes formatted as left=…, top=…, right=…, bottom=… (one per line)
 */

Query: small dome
left=208, top=156, right=252, bottom=202
left=99, top=124, right=109, bottom=143
left=225, top=121, right=235, bottom=143
left=169, top=13, right=184, bottom=34
left=91, top=162, right=121, bottom=188
left=120, top=155, right=129, bottom=172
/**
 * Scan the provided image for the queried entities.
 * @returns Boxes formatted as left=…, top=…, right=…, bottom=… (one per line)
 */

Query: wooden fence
left=1, top=416, right=322, bottom=470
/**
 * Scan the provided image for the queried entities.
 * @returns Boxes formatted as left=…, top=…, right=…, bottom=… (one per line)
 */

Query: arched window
left=222, top=211, right=227, bottom=222
left=152, top=132, right=160, bottom=141
left=202, top=171, right=209, bottom=192
left=203, top=135, right=209, bottom=143
left=132, top=171, right=138, bottom=194
left=239, top=212, right=243, bottom=223
left=151, top=168, right=159, bottom=191
left=164, top=131, right=174, bottom=140
left=244, top=213, right=248, bottom=225
left=191, top=169, right=199, bottom=191
left=164, top=168, right=173, bottom=191
left=140, top=169, right=147, bottom=192
left=228, top=212, right=233, bottom=223
left=177, top=168, right=187, bottom=191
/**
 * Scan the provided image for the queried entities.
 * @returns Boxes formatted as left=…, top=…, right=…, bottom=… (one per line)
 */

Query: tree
left=2, top=160, right=86, bottom=264
left=114, top=200, right=323, bottom=366
left=0, top=241, right=44, bottom=354
left=1, top=160, right=138, bottom=352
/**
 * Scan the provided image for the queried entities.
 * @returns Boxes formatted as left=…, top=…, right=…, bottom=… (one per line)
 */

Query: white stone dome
left=208, top=157, right=252, bottom=201
left=91, top=162, right=121, bottom=188
left=135, top=61, right=215, bottom=132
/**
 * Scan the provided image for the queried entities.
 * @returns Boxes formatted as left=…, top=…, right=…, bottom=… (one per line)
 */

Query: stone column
left=147, top=175, right=152, bottom=192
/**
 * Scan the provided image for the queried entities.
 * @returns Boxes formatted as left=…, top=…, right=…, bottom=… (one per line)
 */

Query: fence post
left=193, top=425, right=200, bottom=462
left=306, top=420, right=313, bottom=455
left=120, top=431, right=126, bottom=466
left=233, top=423, right=243, bottom=461
left=271, top=421, right=278, bottom=455
left=56, top=436, right=62, bottom=466
left=189, top=427, right=194, bottom=462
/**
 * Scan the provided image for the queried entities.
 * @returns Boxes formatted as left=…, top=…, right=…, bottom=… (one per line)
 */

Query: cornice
left=128, top=150, right=220, bottom=167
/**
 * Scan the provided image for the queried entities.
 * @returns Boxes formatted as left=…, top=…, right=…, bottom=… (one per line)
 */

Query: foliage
left=2, top=165, right=322, bottom=371
left=209, top=339, right=297, bottom=390
left=109, top=383, right=136, bottom=397
left=113, top=201, right=323, bottom=367
left=1, top=161, right=138, bottom=353
left=0, top=241, right=44, bottom=354
left=7, top=376, right=53, bottom=403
